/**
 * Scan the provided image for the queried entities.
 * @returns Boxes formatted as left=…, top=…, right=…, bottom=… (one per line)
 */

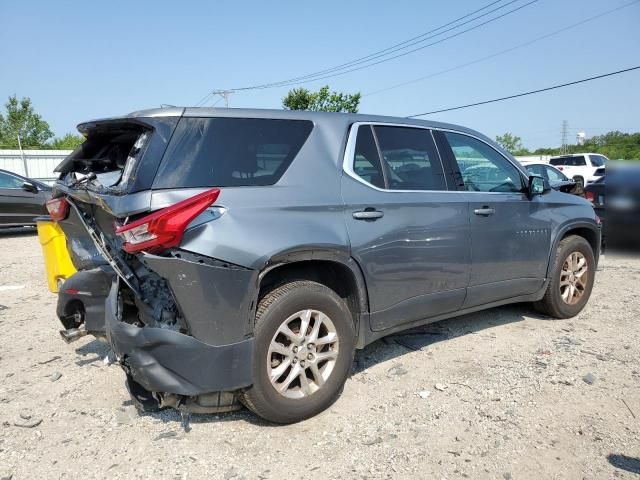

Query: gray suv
left=52, top=107, right=600, bottom=423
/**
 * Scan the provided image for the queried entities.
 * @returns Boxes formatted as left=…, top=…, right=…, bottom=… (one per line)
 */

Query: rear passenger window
left=373, top=126, right=446, bottom=191
left=153, top=117, right=313, bottom=188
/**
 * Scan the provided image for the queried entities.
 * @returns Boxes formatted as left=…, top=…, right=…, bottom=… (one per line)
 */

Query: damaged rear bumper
left=105, top=280, right=254, bottom=396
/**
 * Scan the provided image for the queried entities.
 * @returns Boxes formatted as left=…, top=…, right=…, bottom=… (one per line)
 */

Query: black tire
left=125, top=375, right=162, bottom=413
left=534, top=235, right=595, bottom=318
left=240, top=280, right=355, bottom=424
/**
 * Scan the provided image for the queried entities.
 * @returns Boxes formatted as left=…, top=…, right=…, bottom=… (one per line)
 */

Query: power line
left=280, top=0, right=507, bottom=83
left=194, top=0, right=537, bottom=101
left=233, top=0, right=524, bottom=90
left=194, top=91, right=215, bottom=107
left=407, top=66, right=640, bottom=118
left=364, top=0, right=640, bottom=97
left=235, top=0, right=538, bottom=91
left=196, top=90, right=233, bottom=108
left=208, top=96, right=224, bottom=108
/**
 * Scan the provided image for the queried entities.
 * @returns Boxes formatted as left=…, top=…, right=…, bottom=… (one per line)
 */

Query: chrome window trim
left=343, top=122, right=454, bottom=194
left=342, top=122, right=529, bottom=195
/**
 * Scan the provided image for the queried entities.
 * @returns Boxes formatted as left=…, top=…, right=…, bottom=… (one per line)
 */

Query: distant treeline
left=528, top=131, right=640, bottom=160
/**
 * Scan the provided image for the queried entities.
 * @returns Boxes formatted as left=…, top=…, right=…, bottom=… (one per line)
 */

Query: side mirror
left=528, top=175, right=549, bottom=198
left=22, top=181, right=38, bottom=193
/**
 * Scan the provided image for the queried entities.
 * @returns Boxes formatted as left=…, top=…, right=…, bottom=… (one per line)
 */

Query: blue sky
left=1, top=0, right=638, bottom=149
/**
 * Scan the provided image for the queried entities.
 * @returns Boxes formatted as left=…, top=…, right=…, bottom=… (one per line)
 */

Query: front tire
left=241, top=281, right=355, bottom=424
left=534, top=235, right=595, bottom=318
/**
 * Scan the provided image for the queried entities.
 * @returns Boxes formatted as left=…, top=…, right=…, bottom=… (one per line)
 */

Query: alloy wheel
left=267, top=309, right=339, bottom=399
left=559, top=251, right=589, bottom=305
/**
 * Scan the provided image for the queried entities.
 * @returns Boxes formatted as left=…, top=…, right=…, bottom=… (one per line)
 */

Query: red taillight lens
left=46, top=197, right=69, bottom=221
left=585, top=191, right=595, bottom=203
left=115, top=188, right=220, bottom=254
left=556, top=166, right=564, bottom=171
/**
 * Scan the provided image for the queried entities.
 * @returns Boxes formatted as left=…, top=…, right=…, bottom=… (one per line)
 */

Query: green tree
left=50, top=133, right=85, bottom=150
left=283, top=85, right=361, bottom=113
left=0, top=95, right=54, bottom=148
left=495, top=132, right=529, bottom=155
left=531, top=131, right=640, bottom=160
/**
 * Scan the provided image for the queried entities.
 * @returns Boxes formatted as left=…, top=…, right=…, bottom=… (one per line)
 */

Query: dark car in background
left=585, top=176, right=605, bottom=218
left=585, top=176, right=606, bottom=246
left=592, top=164, right=640, bottom=252
left=525, top=163, right=580, bottom=195
left=51, top=107, right=601, bottom=424
left=0, top=169, right=52, bottom=227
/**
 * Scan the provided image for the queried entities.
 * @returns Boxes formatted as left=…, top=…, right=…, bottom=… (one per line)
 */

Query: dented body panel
left=140, top=252, right=257, bottom=346
left=106, top=280, right=254, bottom=395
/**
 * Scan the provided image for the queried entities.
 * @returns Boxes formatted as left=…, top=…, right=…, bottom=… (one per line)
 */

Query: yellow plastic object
left=36, top=218, right=77, bottom=293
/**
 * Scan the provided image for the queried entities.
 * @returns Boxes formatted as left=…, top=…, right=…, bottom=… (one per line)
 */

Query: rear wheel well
left=258, top=261, right=363, bottom=329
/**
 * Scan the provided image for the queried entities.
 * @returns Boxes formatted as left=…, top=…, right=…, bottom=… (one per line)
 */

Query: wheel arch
left=256, top=249, right=370, bottom=336
left=547, top=221, right=601, bottom=277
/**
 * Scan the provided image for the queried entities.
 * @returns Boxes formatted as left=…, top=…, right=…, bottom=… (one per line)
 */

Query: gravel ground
left=0, top=229, right=639, bottom=480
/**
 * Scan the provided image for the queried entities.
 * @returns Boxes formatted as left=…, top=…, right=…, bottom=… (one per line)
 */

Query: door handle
left=473, top=207, right=495, bottom=216
left=353, top=209, right=384, bottom=220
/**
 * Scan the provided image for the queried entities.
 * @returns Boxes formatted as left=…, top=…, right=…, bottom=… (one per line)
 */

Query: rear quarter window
left=153, top=117, right=313, bottom=188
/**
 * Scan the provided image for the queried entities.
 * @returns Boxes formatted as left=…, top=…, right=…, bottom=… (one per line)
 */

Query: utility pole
left=17, top=133, right=29, bottom=177
left=560, top=120, right=569, bottom=154
left=211, top=90, right=234, bottom=107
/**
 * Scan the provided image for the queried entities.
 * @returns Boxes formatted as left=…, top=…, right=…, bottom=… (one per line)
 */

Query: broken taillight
left=46, top=197, right=70, bottom=221
left=115, top=188, right=220, bottom=254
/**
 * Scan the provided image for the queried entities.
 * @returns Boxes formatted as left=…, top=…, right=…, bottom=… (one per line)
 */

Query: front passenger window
left=443, top=132, right=523, bottom=193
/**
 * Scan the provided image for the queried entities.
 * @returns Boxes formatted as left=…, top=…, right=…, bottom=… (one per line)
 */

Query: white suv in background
left=549, top=153, right=607, bottom=188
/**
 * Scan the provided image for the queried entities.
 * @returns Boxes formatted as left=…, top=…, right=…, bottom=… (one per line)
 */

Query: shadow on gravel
left=128, top=401, right=274, bottom=428
left=120, top=303, right=550, bottom=427
left=352, top=303, right=549, bottom=375
left=0, top=226, right=37, bottom=237
left=74, top=337, right=110, bottom=366
left=607, top=454, right=640, bottom=474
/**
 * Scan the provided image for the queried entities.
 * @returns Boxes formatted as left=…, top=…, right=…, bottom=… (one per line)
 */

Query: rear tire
left=534, top=235, right=595, bottom=318
left=241, top=281, right=355, bottom=424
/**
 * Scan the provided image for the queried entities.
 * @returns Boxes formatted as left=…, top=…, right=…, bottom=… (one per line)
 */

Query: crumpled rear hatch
left=52, top=112, right=188, bottom=333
